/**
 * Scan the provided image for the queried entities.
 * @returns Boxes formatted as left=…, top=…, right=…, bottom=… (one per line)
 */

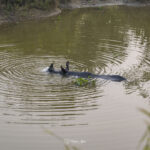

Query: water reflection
left=0, top=6, right=150, bottom=124
left=0, top=6, right=150, bottom=150
left=0, top=52, right=103, bottom=125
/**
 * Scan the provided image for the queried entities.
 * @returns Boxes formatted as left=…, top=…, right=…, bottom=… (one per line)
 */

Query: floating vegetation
left=73, top=77, right=96, bottom=87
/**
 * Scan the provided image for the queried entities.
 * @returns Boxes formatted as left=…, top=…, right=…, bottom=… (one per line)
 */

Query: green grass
left=140, top=108, right=150, bottom=150
left=0, top=0, right=149, bottom=11
left=0, top=0, right=58, bottom=11
left=0, top=0, right=72, bottom=11
left=43, top=127, right=80, bottom=150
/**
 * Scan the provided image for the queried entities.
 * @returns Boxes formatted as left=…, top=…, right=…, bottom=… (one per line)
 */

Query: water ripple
left=0, top=52, right=103, bottom=125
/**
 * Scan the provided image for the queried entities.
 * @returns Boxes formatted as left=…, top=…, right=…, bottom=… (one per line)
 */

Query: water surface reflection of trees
left=0, top=6, right=150, bottom=98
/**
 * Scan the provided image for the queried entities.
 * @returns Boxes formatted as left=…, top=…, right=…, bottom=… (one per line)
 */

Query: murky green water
left=0, top=6, right=150, bottom=150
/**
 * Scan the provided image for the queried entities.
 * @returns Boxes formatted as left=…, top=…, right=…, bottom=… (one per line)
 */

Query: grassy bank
left=0, top=0, right=73, bottom=12
left=0, top=0, right=150, bottom=11
left=0, top=0, right=67, bottom=11
left=0, top=0, right=149, bottom=25
left=0, top=0, right=70, bottom=24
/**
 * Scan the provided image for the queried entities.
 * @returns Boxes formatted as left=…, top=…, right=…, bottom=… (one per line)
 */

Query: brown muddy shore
left=0, top=0, right=150, bottom=25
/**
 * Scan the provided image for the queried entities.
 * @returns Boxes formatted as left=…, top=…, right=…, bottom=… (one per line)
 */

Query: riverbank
left=60, top=0, right=150, bottom=9
left=0, top=0, right=150, bottom=25
left=0, top=8, right=61, bottom=25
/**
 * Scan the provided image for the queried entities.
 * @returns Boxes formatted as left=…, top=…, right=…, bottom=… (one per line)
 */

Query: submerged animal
left=47, top=61, right=126, bottom=82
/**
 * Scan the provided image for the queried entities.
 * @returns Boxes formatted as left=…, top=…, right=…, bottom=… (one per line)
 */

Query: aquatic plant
left=139, top=108, right=150, bottom=150
left=43, top=127, right=80, bottom=150
left=74, top=77, right=96, bottom=87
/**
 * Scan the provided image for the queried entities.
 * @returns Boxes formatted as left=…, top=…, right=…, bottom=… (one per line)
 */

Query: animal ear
left=66, top=61, right=69, bottom=71
left=66, top=61, right=69, bottom=66
left=50, top=63, right=53, bottom=68
left=48, top=63, right=54, bottom=72
left=61, top=66, right=67, bottom=74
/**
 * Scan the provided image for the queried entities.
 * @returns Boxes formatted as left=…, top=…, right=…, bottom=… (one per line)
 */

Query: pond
left=0, top=6, right=150, bottom=150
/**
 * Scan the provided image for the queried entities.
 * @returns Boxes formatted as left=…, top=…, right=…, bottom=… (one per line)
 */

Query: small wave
left=42, top=67, right=49, bottom=72
left=0, top=52, right=103, bottom=125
